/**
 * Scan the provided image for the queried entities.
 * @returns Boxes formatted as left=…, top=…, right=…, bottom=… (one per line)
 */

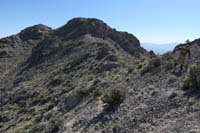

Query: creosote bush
left=168, top=74, right=178, bottom=83
left=102, top=88, right=126, bottom=106
left=46, top=118, right=62, bottom=133
left=76, top=88, right=90, bottom=97
left=149, top=56, right=161, bottom=67
left=93, top=87, right=104, bottom=97
left=140, top=56, right=161, bottom=75
left=164, top=60, right=174, bottom=70
left=182, top=64, right=200, bottom=90
left=29, top=123, right=46, bottom=133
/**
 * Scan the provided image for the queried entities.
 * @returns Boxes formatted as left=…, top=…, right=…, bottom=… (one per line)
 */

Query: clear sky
left=1, top=0, right=200, bottom=43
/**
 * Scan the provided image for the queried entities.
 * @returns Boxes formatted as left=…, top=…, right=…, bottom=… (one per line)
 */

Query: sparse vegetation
left=93, top=87, right=104, bottom=97
left=149, top=56, right=161, bottom=67
left=164, top=60, right=174, bottom=70
left=17, top=108, right=28, bottom=114
left=189, top=65, right=200, bottom=89
left=102, top=88, right=126, bottom=106
left=29, top=123, right=46, bottom=133
left=168, top=74, right=178, bottom=83
left=92, top=78, right=101, bottom=86
left=46, top=118, right=62, bottom=133
left=182, top=64, right=200, bottom=90
left=182, top=76, right=191, bottom=90
left=76, top=88, right=91, bottom=97
left=140, top=56, right=161, bottom=75
left=1, top=17, right=200, bottom=133
left=33, top=113, right=43, bottom=123
left=48, top=79, right=62, bottom=87
left=15, top=129, right=26, bottom=133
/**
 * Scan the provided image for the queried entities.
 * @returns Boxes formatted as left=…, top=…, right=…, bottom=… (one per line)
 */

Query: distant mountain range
left=141, top=42, right=179, bottom=54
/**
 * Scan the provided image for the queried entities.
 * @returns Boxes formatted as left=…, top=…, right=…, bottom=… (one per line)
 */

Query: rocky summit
left=0, top=18, right=200, bottom=133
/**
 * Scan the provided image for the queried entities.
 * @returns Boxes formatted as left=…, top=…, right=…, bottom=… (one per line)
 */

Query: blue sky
left=0, top=0, right=200, bottom=43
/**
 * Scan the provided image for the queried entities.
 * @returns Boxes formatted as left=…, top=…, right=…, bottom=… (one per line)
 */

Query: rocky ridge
left=0, top=18, right=200, bottom=133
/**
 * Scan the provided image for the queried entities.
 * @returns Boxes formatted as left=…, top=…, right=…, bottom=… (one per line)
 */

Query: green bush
left=182, top=64, right=200, bottom=90
left=189, top=65, right=200, bottom=89
left=92, top=78, right=101, bottom=86
left=93, top=87, right=104, bottom=97
left=164, top=60, right=174, bottom=70
left=149, top=56, right=161, bottom=67
left=182, top=76, right=192, bottom=90
left=136, top=64, right=143, bottom=69
left=140, top=56, right=161, bottom=75
left=140, top=65, right=151, bottom=75
left=102, top=88, right=126, bottom=106
left=15, top=129, right=26, bottom=133
left=168, top=75, right=178, bottom=83
left=33, top=114, right=43, bottom=123
left=17, top=108, right=28, bottom=114
left=29, top=123, right=46, bottom=133
left=76, top=88, right=90, bottom=97
left=46, top=118, right=62, bottom=133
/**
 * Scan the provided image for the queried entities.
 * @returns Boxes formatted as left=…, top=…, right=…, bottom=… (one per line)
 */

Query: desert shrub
left=102, top=88, right=126, bottom=106
left=48, top=79, right=62, bottom=87
left=76, top=88, right=90, bottom=97
left=140, top=65, right=151, bottom=75
left=168, top=74, right=178, bottom=83
left=29, top=108, right=36, bottom=116
left=92, top=78, right=101, bottom=86
left=46, top=118, right=62, bottom=133
left=93, top=87, right=104, bottom=97
left=164, top=60, right=174, bottom=70
left=29, top=123, right=46, bottom=133
left=189, top=65, right=200, bottom=88
left=15, top=129, right=26, bottom=133
left=182, top=76, right=191, bottom=90
left=125, top=63, right=141, bottom=74
left=17, top=108, right=28, bottom=114
left=23, top=124, right=32, bottom=130
left=34, top=113, right=43, bottom=123
left=136, top=63, right=143, bottom=69
left=149, top=56, right=161, bottom=67
left=0, top=123, right=3, bottom=128
left=182, top=64, right=200, bottom=90
left=140, top=56, right=161, bottom=75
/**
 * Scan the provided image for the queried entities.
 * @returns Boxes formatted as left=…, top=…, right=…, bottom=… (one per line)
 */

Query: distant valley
left=141, top=42, right=179, bottom=54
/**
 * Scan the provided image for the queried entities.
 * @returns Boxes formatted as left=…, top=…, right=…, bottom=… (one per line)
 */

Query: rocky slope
left=0, top=18, right=200, bottom=133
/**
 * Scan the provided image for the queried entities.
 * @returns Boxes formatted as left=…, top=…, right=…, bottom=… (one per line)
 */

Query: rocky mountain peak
left=19, top=24, right=52, bottom=41
left=56, top=17, right=111, bottom=39
left=54, top=18, right=148, bottom=57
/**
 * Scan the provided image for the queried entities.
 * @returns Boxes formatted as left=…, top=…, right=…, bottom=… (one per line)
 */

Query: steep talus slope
left=94, top=39, right=200, bottom=133
left=59, top=38, right=200, bottom=133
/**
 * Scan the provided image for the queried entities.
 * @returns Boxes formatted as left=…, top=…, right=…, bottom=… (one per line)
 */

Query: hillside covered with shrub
left=0, top=18, right=200, bottom=133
